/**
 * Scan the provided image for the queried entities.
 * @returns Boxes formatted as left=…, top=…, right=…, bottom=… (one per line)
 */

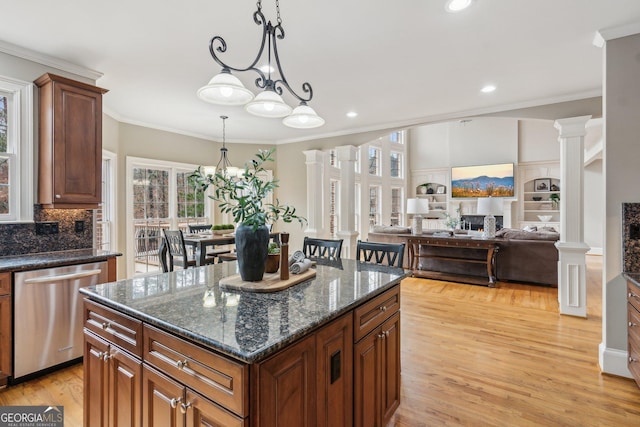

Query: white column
left=303, top=150, right=325, bottom=238
left=336, top=145, right=359, bottom=258
left=554, top=116, right=591, bottom=317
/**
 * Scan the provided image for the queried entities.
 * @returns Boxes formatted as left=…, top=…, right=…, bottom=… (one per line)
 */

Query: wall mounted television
left=451, top=163, right=514, bottom=198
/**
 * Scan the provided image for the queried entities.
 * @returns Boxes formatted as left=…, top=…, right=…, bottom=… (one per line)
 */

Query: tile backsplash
left=0, top=205, right=93, bottom=257
left=623, top=202, right=640, bottom=273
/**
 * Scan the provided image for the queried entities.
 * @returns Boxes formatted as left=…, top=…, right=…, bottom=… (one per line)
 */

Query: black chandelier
left=197, top=0, right=324, bottom=129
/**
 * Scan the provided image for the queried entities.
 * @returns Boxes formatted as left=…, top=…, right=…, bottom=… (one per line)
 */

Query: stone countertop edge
left=80, top=265, right=408, bottom=364
left=624, top=273, right=640, bottom=288
left=0, top=249, right=122, bottom=273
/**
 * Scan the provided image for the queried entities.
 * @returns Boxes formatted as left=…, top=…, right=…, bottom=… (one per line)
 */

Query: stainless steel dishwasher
left=13, top=261, right=109, bottom=379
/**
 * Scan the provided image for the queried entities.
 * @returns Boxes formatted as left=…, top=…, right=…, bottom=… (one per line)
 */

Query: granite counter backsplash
left=0, top=205, right=93, bottom=257
left=623, top=203, right=640, bottom=273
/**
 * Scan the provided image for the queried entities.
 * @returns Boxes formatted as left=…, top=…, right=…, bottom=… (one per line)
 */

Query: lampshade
left=283, top=102, right=325, bottom=129
left=407, top=198, right=430, bottom=215
left=244, top=89, right=292, bottom=118
left=477, top=197, right=502, bottom=216
left=197, top=69, right=255, bottom=106
left=203, top=166, right=216, bottom=177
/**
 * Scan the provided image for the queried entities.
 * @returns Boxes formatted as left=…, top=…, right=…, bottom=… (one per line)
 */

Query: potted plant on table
left=189, top=148, right=306, bottom=281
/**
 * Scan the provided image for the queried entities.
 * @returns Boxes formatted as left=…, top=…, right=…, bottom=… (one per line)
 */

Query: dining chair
left=356, top=240, right=405, bottom=267
left=162, top=230, right=215, bottom=272
left=302, top=237, right=343, bottom=260
left=188, top=224, right=213, bottom=233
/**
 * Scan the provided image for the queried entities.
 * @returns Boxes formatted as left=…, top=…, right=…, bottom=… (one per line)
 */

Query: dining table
left=158, top=231, right=279, bottom=272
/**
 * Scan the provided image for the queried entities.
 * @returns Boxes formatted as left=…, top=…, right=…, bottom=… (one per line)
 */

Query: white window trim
left=125, top=156, right=211, bottom=276
left=0, top=75, right=33, bottom=222
left=95, top=150, right=117, bottom=251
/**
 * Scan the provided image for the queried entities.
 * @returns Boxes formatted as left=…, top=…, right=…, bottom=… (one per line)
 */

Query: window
left=390, top=152, right=403, bottom=178
left=127, top=158, right=209, bottom=275
left=390, top=187, right=403, bottom=226
left=389, top=131, right=403, bottom=144
left=369, top=185, right=381, bottom=227
left=368, top=147, right=380, bottom=176
left=0, top=76, right=33, bottom=222
left=95, top=153, right=116, bottom=251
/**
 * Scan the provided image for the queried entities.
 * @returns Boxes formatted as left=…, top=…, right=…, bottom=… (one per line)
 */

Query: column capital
left=336, top=145, right=358, bottom=162
left=554, top=115, right=592, bottom=139
left=303, top=149, right=325, bottom=164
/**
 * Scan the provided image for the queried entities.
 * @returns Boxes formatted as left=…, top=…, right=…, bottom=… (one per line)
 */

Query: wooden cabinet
left=142, top=365, right=245, bottom=427
left=0, top=272, right=11, bottom=387
left=253, top=313, right=354, bottom=427
left=354, top=287, right=401, bottom=427
left=35, top=73, right=108, bottom=209
left=84, top=331, right=142, bottom=427
left=628, top=281, right=640, bottom=387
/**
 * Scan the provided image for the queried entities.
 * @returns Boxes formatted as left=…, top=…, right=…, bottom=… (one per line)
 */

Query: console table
left=407, top=236, right=499, bottom=287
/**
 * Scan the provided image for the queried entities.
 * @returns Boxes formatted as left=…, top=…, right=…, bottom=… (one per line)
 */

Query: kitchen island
left=80, top=259, right=408, bottom=427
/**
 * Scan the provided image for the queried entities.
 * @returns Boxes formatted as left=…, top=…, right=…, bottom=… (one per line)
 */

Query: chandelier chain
left=257, top=0, right=282, bottom=25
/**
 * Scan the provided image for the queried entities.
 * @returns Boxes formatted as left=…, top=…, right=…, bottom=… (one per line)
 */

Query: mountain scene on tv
left=451, top=163, right=514, bottom=198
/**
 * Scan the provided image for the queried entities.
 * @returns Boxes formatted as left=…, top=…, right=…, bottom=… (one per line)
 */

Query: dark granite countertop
left=0, top=249, right=121, bottom=273
left=80, top=259, right=408, bottom=363
left=624, top=273, right=640, bottom=288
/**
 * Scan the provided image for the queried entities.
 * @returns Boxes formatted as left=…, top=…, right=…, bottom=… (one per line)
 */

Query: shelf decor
left=534, top=178, right=551, bottom=192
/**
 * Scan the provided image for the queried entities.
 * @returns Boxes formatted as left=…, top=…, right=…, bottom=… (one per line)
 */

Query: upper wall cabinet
left=35, top=73, right=108, bottom=209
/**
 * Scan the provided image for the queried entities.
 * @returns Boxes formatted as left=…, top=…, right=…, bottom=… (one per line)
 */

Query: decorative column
left=303, top=150, right=325, bottom=238
left=336, top=145, right=359, bottom=258
left=554, top=115, right=592, bottom=317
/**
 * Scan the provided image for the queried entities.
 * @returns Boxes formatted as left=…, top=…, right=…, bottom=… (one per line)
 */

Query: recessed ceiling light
left=481, top=84, right=496, bottom=93
left=445, top=0, right=473, bottom=13
left=346, top=111, right=358, bottom=118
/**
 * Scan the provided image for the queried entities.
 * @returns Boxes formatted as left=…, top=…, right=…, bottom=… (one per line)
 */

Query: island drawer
left=0, top=272, right=10, bottom=295
left=629, top=282, right=640, bottom=313
left=84, top=299, right=143, bottom=357
left=353, top=285, right=400, bottom=342
left=143, top=324, right=249, bottom=417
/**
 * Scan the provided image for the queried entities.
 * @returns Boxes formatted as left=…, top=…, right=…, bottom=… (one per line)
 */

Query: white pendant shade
left=197, top=71, right=254, bottom=106
left=283, top=103, right=325, bottom=129
left=244, top=89, right=292, bottom=118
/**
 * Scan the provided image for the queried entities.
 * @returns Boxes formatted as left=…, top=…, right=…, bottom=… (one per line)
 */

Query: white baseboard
left=588, top=247, right=603, bottom=255
left=599, top=342, right=632, bottom=378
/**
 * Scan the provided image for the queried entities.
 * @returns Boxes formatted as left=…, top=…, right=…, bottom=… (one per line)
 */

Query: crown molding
left=593, top=22, right=640, bottom=48
left=0, top=40, right=103, bottom=81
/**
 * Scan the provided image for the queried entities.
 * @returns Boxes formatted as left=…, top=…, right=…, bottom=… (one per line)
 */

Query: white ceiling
left=1, top=0, right=639, bottom=144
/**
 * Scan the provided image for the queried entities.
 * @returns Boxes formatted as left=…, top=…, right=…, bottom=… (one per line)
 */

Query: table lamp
left=477, top=196, right=502, bottom=238
left=407, top=198, right=430, bottom=235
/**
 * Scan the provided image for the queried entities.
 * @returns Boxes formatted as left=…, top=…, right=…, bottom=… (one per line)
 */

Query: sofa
left=368, top=226, right=559, bottom=287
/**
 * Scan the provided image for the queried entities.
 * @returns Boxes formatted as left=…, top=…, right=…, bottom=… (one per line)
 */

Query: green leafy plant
left=211, top=224, right=234, bottom=230
left=189, top=148, right=306, bottom=231
left=549, top=193, right=560, bottom=209
left=268, top=241, right=280, bottom=254
left=443, top=208, right=461, bottom=229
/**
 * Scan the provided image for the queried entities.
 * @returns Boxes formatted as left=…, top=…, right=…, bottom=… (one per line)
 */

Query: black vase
left=235, top=224, right=270, bottom=281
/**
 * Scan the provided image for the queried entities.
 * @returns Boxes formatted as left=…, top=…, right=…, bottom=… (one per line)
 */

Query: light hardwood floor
left=1, top=255, right=639, bottom=426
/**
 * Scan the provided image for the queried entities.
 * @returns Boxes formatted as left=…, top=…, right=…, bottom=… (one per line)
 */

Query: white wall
left=585, top=159, right=604, bottom=253
left=518, top=119, right=560, bottom=163
left=602, top=31, right=640, bottom=376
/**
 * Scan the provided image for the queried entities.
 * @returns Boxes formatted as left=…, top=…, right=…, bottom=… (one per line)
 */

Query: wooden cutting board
left=219, top=269, right=316, bottom=292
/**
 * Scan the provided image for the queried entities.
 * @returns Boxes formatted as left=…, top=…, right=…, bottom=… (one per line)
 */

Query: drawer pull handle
left=101, top=322, right=110, bottom=330
left=55, top=194, right=61, bottom=199
left=96, top=351, right=111, bottom=362
left=379, top=306, right=387, bottom=312
left=630, top=357, right=638, bottom=363
left=176, top=359, right=189, bottom=369
left=385, top=330, right=390, bottom=338
left=630, top=322, right=637, bottom=327
left=180, top=402, right=192, bottom=414
left=170, top=397, right=182, bottom=409
left=378, top=332, right=386, bottom=340
left=630, top=292, right=639, bottom=298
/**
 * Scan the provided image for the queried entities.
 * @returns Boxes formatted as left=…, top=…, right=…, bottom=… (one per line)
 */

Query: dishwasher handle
left=23, top=269, right=104, bottom=284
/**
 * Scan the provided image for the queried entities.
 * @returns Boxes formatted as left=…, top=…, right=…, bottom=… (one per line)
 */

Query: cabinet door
left=84, top=332, right=109, bottom=427
left=354, top=329, right=381, bottom=427
left=143, top=365, right=185, bottom=427
left=380, top=312, right=401, bottom=426
left=253, top=335, right=316, bottom=427
left=316, top=313, right=353, bottom=427
left=109, top=348, right=142, bottom=427
left=52, top=80, right=102, bottom=205
left=184, top=389, right=246, bottom=427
